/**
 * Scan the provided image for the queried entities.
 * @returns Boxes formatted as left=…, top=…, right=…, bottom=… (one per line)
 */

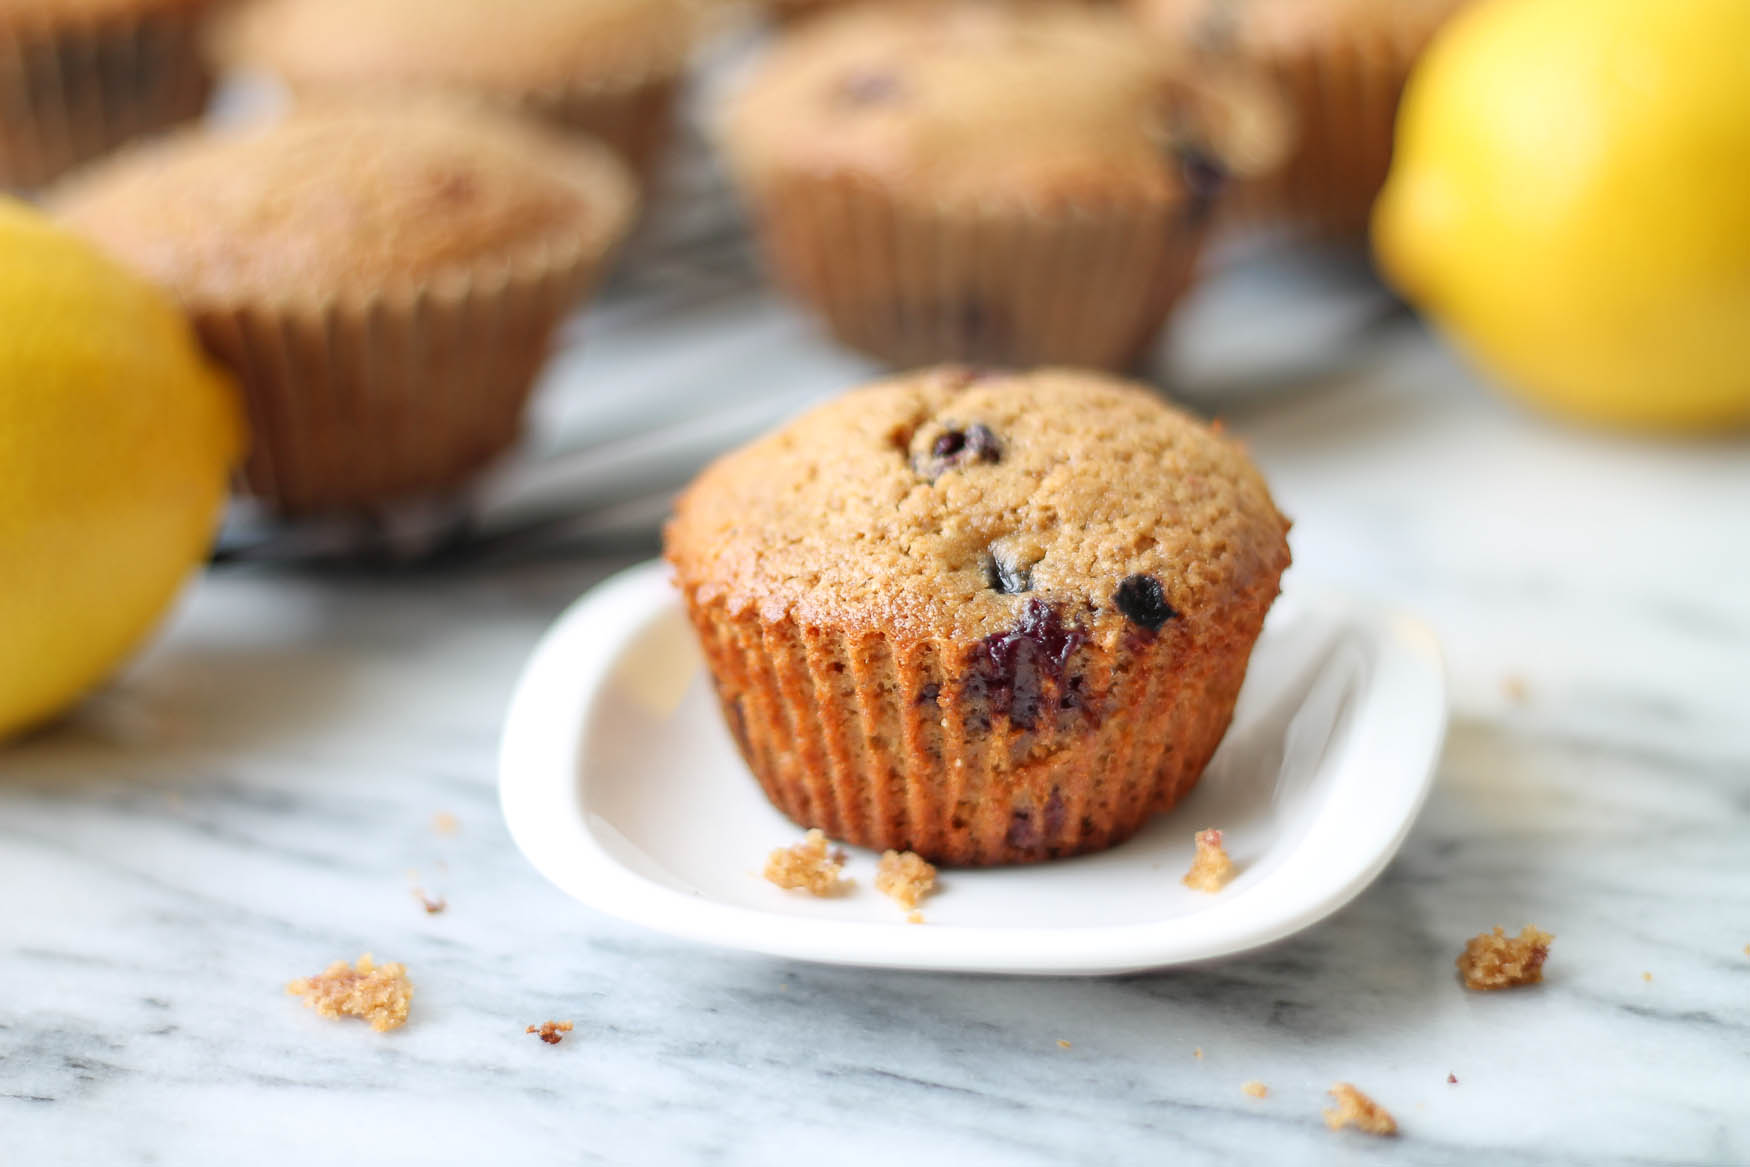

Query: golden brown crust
left=1457, top=926, right=1552, bottom=990
left=287, top=954, right=413, bottom=1032
left=50, top=100, right=636, bottom=309
left=216, top=0, right=695, bottom=98
left=669, top=367, right=1289, bottom=866
left=1324, top=1083, right=1397, bottom=1136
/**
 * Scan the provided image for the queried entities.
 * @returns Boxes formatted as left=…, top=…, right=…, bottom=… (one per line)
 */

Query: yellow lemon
left=1374, top=0, right=1750, bottom=431
left=0, top=198, right=242, bottom=741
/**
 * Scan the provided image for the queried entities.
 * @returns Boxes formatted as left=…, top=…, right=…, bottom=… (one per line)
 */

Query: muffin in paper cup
left=1130, top=0, right=1473, bottom=234
left=210, top=0, right=701, bottom=185
left=665, top=366, right=1292, bottom=867
left=50, top=100, right=637, bottom=515
left=0, top=0, right=216, bottom=189
left=722, top=1, right=1286, bottom=371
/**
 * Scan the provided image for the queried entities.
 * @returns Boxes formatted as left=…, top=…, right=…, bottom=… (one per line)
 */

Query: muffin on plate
left=722, top=0, right=1285, bottom=371
left=0, top=0, right=217, bottom=188
left=212, top=0, right=699, bottom=183
left=665, top=366, right=1292, bottom=866
left=51, top=100, right=637, bottom=515
left=1129, top=0, right=1472, bottom=233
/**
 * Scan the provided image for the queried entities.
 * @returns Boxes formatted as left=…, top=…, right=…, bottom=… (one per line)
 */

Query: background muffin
left=723, top=1, right=1281, bottom=371
left=0, top=0, right=216, bottom=188
left=51, top=101, right=637, bottom=515
left=666, top=366, right=1292, bottom=866
left=213, top=0, right=698, bottom=183
left=1130, top=0, right=1472, bottom=234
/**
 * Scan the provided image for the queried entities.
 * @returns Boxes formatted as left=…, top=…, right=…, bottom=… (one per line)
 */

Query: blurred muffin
left=213, top=0, right=698, bottom=182
left=723, top=1, right=1280, bottom=371
left=0, top=0, right=217, bottom=188
left=51, top=101, right=637, bottom=515
left=666, top=365, right=1292, bottom=866
left=1130, top=0, right=1472, bottom=233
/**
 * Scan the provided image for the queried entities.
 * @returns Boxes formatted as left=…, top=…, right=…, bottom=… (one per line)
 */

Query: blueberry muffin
left=1130, top=0, right=1472, bottom=233
left=51, top=101, right=637, bottom=514
left=213, top=0, right=699, bottom=183
left=722, top=1, right=1285, bottom=371
left=0, top=0, right=217, bottom=188
left=665, top=366, right=1292, bottom=866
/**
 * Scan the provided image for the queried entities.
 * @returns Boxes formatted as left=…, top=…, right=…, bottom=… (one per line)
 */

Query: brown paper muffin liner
left=744, top=175, right=1212, bottom=371
left=0, top=4, right=213, bottom=189
left=680, top=587, right=1277, bottom=867
left=518, top=74, right=682, bottom=188
left=189, top=240, right=617, bottom=516
left=1214, top=14, right=1460, bottom=235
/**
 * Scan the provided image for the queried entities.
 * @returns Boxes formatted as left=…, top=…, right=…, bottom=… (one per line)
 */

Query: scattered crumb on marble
left=1057, top=1040, right=1072, bottom=1050
left=1642, top=971, right=1653, bottom=983
left=526, top=1020, right=574, bottom=1045
left=413, top=888, right=446, bottom=915
left=287, top=954, right=412, bottom=1032
left=1324, top=1083, right=1397, bottom=1136
left=1458, top=925, right=1553, bottom=990
left=1447, top=1074, right=1458, bottom=1085
left=432, top=811, right=460, bottom=835
left=1182, top=828, right=1234, bottom=893
left=876, top=849, right=937, bottom=911
left=764, top=830, right=849, bottom=896
left=906, top=911, right=925, bottom=924
left=1242, top=1080, right=1268, bottom=1099
left=1193, top=1047, right=1204, bottom=1060
left=1502, top=675, right=1529, bottom=703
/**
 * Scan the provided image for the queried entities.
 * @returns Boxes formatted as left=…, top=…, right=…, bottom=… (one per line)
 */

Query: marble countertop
left=5, top=102, right=1749, bottom=1162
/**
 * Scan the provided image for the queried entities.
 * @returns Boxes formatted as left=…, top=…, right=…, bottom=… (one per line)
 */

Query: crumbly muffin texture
left=1457, top=926, right=1552, bottom=990
left=1324, top=1083, right=1397, bottom=1136
left=764, top=829, right=851, bottom=895
left=670, top=367, right=1289, bottom=644
left=217, top=0, right=694, bottom=97
left=1138, top=0, right=1471, bottom=55
left=0, top=0, right=204, bottom=23
left=287, top=954, right=413, bottom=1032
left=1182, top=827, right=1234, bottom=892
left=725, top=2, right=1209, bottom=211
left=875, top=850, right=937, bottom=910
left=50, top=101, right=634, bottom=305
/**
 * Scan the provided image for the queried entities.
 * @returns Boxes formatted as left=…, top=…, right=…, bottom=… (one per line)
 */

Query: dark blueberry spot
left=932, top=430, right=967, bottom=459
left=1041, top=788, right=1067, bottom=839
left=1114, top=574, right=1177, bottom=632
left=838, top=69, right=902, bottom=107
left=967, top=599, right=1087, bottom=730
left=916, top=682, right=940, bottom=707
left=1175, top=144, right=1227, bottom=223
left=983, top=549, right=1032, bottom=596
left=1005, top=809, right=1038, bottom=851
left=918, top=422, right=1001, bottom=480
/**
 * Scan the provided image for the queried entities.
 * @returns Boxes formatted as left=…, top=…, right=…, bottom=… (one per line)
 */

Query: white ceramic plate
left=499, top=561, right=1446, bottom=975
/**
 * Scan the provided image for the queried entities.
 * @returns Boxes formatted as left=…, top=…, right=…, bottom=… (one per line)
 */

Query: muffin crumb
left=906, top=911, right=925, bottom=925
left=413, top=889, right=446, bottom=915
left=432, top=812, right=460, bottom=835
left=1193, top=1047, right=1204, bottom=1060
left=1457, top=926, right=1553, bottom=990
left=1057, top=1039, right=1072, bottom=1050
left=1324, top=1083, right=1397, bottom=1136
left=1242, top=1080, right=1268, bottom=1099
left=526, top=1020, right=574, bottom=1045
left=1642, top=971, right=1653, bottom=983
left=1182, top=828, right=1234, bottom=893
left=287, top=954, right=412, bottom=1032
left=764, top=829, right=850, bottom=896
left=1502, top=675, right=1529, bottom=703
left=1447, top=1074, right=1458, bottom=1085
left=876, top=849, right=937, bottom=910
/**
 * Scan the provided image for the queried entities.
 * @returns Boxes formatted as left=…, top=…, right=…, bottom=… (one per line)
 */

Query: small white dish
left=499, top=560, right=1445, bottom=976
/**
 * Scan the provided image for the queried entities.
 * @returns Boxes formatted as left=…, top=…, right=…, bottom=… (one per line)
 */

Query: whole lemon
left=0, top=199, right=242, bottom=742
left=1374, top=0, right=1750, bottom=431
